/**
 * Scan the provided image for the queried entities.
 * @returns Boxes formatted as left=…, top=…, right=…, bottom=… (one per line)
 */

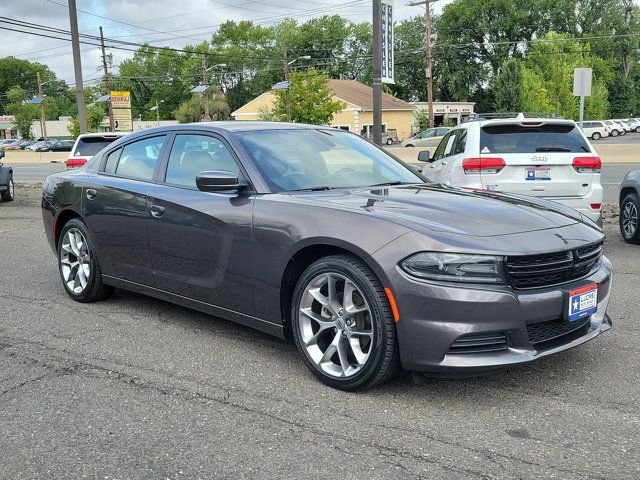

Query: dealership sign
left=110, top=91, right=133, bottom=132
left=381, top=0, right=394, bottom=84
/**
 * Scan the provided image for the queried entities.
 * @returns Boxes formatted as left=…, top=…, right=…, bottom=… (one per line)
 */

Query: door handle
left=86, top=188, right=97, bottom=200
left=150, top=205, right=165, bottom=218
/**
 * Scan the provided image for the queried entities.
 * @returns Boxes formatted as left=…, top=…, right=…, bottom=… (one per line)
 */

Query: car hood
left=291, top=184, right=587, bottom=237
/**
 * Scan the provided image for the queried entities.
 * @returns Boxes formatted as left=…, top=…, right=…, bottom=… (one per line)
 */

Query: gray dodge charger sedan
left=41, top=122, right=612, bottom=390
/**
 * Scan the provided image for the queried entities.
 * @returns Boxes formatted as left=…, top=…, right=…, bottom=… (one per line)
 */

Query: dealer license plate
left=568, top=284, right=598, bottom=322
left=525, top=167, right=551, bottom=181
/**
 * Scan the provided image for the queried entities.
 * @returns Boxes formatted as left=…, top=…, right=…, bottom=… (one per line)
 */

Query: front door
left=146, top=133, right=255, bottom=314
left=83, top=134, right=168, bottom=286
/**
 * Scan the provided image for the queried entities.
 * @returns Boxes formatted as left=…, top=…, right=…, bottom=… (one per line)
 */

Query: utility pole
left=68, top=0, right=86, bottom=133
left=283, top=44, right=291, bottom=122
left=202, top=56, right=209, bottom=120
left=372, top=0, right=382, bottom=145
left=99, top=26, right=115, bottom=132
left=410, top=0, right=436, bottom=128
left=36, top=71, right=48, bottom=144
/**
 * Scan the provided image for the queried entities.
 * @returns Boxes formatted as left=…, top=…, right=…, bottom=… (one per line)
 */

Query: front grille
left=506, top=242, right=602, bottom=289
left=448, top=332, right=508, bottom=354
left=527, top=316, right=591, bottom=346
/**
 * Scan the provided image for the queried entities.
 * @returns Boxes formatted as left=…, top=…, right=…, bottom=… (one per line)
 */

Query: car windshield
left=480, top=123, right=590, bottom=154
left=237, top=129, right=423, bottom=192
left=73, top=136, right=118, bottom=157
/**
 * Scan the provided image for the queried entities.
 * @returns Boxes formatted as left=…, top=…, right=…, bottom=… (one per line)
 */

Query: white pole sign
left=381, top=0, right=394, bottom=84
left=573, top=68, right=592, bottom=129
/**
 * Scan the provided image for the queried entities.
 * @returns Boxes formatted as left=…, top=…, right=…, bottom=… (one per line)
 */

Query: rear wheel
left=620, top=193, right=640, bottom=244
left=1, top=174, right=14, bottom=202
left=636, top=127, right=640, bottom=133
left=58, top=218, right=114, bottom=302
left=591, top=132, right=601, bottom=140
left=611, top=129, right=619, bottom=137
left=386, top=138, right=394, bottom=145
left=291, top=254, right=399, bottom=390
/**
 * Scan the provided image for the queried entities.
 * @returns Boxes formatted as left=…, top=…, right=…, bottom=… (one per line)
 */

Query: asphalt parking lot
left=1, top=185, right=638, bottom=479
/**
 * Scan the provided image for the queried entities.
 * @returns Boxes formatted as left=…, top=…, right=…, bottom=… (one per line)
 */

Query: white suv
left=420, top=116, right=604, bottom=224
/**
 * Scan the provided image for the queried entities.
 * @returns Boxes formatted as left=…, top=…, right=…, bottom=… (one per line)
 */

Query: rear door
left=478, top=121, right=597, bottom=198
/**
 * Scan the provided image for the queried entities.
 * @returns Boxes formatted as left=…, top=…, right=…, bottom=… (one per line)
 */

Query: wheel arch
left=54, top=208, right=83, bottom=249
left=279, top=240, right=391, bottom=338
left=620, top=186, right=639, bottom=205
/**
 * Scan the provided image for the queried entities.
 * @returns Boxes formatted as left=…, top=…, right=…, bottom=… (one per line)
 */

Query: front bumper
left=383, top=254, right=613, bottom=374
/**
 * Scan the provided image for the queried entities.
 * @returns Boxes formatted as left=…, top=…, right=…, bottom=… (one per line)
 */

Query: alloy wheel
left=622, top=201, right=638, bottom=238
left=298, top=272, right=373, bottom=378
left=60, top=228, right=91, bottom=294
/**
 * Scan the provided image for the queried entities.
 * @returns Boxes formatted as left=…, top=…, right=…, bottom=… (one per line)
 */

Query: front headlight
left=400, top=252, right=505, bottom=284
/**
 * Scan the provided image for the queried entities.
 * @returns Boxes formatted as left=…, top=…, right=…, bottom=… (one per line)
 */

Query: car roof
left=76, top=132, right=128, bottom=139
left=477, top=117, right=576, bottom=127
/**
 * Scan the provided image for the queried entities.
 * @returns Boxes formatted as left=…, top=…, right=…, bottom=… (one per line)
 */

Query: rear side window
left=73, top=136, right=119, bottom=157
left=108, top=135, right=167, bottom=181
left=480, top=124, right=590, bottom=154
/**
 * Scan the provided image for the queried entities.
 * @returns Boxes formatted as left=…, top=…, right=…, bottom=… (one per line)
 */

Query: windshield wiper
left=289, top=186, right=333, bottom=192
left=534, top=146, right=571, bottom=152
left=369, top=181, right=415, bottom=187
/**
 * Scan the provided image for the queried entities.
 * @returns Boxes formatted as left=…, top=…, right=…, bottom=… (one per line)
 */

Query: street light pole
left=150, top=100, right=164, bottom=126
left=36, top=72, right=48, bottom=144
left=201, top=56, right=209, bottom=120
left=284, top=54, right=311, bottom=123
left=99, top=26, right=115, bottom=132
left=67, top=0, right=86, bottom=133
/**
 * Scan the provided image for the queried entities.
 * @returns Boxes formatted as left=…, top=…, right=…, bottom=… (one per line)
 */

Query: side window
left=165, top=134, right=240, bottom=188
left=451, top=129, right=467, bottom=155
left=433, top=132, right=451, bottom=161
left=111, top=136, right=167, bottom=181
left=104, top=148, right=122, bottom=174
left=422, top=130, right=435, bottom=138
left=443, top=133, right=457, bottom=157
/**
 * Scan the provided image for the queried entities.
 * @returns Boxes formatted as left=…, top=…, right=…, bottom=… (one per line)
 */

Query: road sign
left=110, top=90, right=131, bottom=109
left=381, top=0, right=394, bottom=84
left=573, top=68, right=592, bottom=97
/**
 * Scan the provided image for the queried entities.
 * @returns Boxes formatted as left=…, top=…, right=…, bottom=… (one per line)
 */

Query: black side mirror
left=196, top=171, right=244, bottom=192
left=417, top=150, right=431, bottom=162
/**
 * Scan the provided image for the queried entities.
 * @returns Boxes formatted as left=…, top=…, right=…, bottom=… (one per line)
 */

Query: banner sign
left=110, top=91, right=131, bottom=109
left=381, top=0, right=394, bottom=84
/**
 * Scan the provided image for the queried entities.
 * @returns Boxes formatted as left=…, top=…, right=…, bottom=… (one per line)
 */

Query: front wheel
left=611, top=130, right=619, bottom=137
left=591, top=132, right=601, bottom=140
left=58, top=218, right=114, bottom=302
left=620, top=193, right=640, bottom=244
left=1, top=174, right=14, bottom=202
left=386, top=138, right=394, bottom=145
left=291, top=255, right=399, bottom=390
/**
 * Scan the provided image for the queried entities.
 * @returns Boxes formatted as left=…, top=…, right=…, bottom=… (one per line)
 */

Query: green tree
left=5, top=87, right=38, bottom=139
left=67, top=105, right=106, bottom=137
left=493, top=59, right=524, bottom=112
left=175, top=94, right=230, bottom=123
left=390, top=16, right=426, bottom=101
left=608, top=74, right=635, bottom=117
left=269, top=68, right=344, bottom=124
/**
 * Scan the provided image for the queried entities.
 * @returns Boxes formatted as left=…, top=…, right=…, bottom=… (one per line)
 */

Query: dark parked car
left=0, top=151, right=14, bottom=202
left=41, top=122, right=613, bottom=390
left=48, top=139, right=75, bottom=152
left=620, top=169, right=640, bottom=244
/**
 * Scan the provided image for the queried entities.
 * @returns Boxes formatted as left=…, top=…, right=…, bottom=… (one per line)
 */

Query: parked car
left=622, top=118, right=640, bottom=133
left=0, top=139, right=18, bottom=150
left=604, top=120, right=627, bottom=136
left=66, top=132, right=128, bottom=169
left=42, top=122, right=612, bottom=390
left=401, top=127, right=450, bottom=148
left=47, top=140, right=75, bottom=152
left=0, top=151, right=14, bottom=202
left=580, top=121, right=608, bottom=140
left=619, top=169, right=640, bottom=244
left=419, top=114, right=604, bottom=224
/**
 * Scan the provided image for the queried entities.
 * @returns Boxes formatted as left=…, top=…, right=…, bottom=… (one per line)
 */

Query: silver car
left=401, top=127, right=450, bottom=148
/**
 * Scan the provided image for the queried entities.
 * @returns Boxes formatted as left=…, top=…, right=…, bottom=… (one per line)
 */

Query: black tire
left=1, top=173, right=14, bottom=202
left=620, top=193, right=640, bottom=244
left=291, top=254, right=400, bottom=390
left=591, top=132, right=601, bottom=140
left=635, top=127, right=640, bottom=133
left=386, top=138, right=394, bottom=145
left=57, top=218, right=114, bottom=302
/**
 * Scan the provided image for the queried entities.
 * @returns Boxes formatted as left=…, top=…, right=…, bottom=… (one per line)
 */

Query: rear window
left=73, top=136, right=119, bottom=157
left=480, top=124, right=590, bottom=154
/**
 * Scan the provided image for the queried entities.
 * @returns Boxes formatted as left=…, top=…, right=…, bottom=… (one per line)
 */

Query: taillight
left=572, top=156, right=601, bottom=173
left=65, top=158, right=87, bottom=169
left=462, top=157, right=506, bottom=174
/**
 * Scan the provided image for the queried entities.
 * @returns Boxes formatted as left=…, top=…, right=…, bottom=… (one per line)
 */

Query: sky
left=0, top=0, right=451, bottom=85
